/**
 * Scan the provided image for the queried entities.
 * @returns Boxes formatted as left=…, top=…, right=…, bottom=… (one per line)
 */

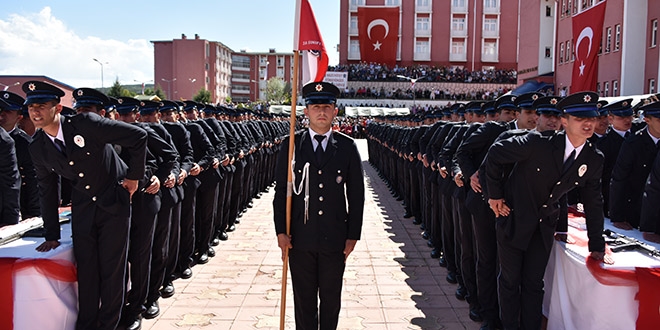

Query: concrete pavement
left=144, top=139, right=476, bottom=330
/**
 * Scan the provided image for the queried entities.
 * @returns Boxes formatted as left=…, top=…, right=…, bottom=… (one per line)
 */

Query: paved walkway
left=145, top=139, right=476, bottom=330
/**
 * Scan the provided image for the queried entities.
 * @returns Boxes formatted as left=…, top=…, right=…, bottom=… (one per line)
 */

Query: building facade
left=152, top=34, right=233, bottom=104
left=0, top=75, right=75, bottom=107
left=230, top=50, right=296, bottom=103
left=339, top=0, right=519, bottom=71
left=552, top=0, right=660, bottom=96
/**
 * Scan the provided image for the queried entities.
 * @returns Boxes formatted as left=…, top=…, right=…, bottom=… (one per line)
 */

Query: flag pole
left=280, top=49, right=300, bottom=330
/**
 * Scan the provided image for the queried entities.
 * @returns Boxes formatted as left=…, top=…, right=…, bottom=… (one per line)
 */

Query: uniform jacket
left=0, top=128, right=20, bottom=226
left=640, top=150, right=660, bottom=234
left=273, top=130, right=364, bottom=252
left=29, top=113, right=147, bottom=241
left=485, top=130, right=605, bottom=252
left=9, top=127, right=40, bottom=218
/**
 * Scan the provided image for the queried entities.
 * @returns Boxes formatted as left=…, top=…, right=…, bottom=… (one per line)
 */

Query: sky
left=0, top=0, right=340, bottom=89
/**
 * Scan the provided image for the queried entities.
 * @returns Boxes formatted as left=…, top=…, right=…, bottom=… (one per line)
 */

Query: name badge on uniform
left=74, top=135, right=85, bottom=148
left=578, top=164, right=587, bottom=177
left=336, top=176, right=343, bottom=184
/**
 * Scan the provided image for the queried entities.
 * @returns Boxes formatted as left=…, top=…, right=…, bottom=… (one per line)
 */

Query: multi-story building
left=339, top=0, right=519, bottom=71
left=152, top=34, right=233, bottom=104
left=230, top=49, right=296, bottom=103
left=0, top=75, right=75, bottom=107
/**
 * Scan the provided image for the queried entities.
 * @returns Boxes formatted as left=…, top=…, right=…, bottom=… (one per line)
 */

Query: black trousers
left=456, top=193, right=478, bottom=307
left=469, top=194, right=499, bottom=323
left=195, top=169, right=220, bottom=256
left=177, top=176, right=200, bottom=273
left=289, top=249, right=346, bottom=330
left=497, top=225, right=552, bottom=330
left=71, top=188, right=130, bottom=330
left=164, top=201, right=182, bottom=281
left=125, top=192, right=159, bottom=319
left=147, top=193, right=174, bottom=303
left=441, top=193, right=458, bottom=274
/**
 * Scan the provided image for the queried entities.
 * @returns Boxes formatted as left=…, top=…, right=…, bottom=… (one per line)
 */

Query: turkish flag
left=294, top=0, right=328, bottom=84
left=358, top=6, right=399, bottom=67
left=571, top=1, right=606, bottom=92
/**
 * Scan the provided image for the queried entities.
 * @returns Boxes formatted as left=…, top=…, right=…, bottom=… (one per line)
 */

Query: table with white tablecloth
left=543, top=218, right=660, bottom=330
left=0, top=220, right=77, bottom=330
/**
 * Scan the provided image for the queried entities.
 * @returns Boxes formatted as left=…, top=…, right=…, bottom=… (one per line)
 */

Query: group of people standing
left=366, top=91, right=660, bottom=330
left=0, top=80, right=289, bottom=330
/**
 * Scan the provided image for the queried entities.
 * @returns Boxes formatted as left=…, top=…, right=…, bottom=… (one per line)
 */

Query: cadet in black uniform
left=0, top=92, right=39, bottom=219
left=639, top=102, right=660, bottom=243
left=0, top=98, right=20, bottom=227
left=29, top=82, right=147, bottom=330
left=274, top=82, right=364, bottom=330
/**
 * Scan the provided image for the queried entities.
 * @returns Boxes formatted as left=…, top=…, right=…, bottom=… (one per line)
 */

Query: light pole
left=161, top=78, right=176, bottom=99
left=93, top=58, right=107, bottom=90
left=0, top=82, right=20, bottom=91
left=397, top=75, right=426, bottom=110
left=134, top=79, right=153, bottom=94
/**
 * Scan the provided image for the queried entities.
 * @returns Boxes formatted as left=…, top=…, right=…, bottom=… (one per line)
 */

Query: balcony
left=231, top=65, right=250, bottom=72
left=232, top=77, right=250, bottom=83
left=416, top=4, right=432, bottom=13
left=414, top=52, right=431, bottom=61
left=231, top=89, right=250, bottom=95
left=348, top=51, right=361, bottom=60
left=483, top=29, right=499, bottom=38
left=484, top=6, right=500, bottom=14
left=415, top=29, right=431, bottom=37
left=452, top=5, right=468, bottom=13
left=349, top=26, right=358, bottom=35
left=451, top=29, right=467, bottom=37
left=482, top=52, right=499, bottom=62
left=450, top=53, right=467, bottom=62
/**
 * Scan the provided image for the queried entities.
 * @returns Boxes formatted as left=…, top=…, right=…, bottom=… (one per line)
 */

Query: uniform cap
left=555, top=91, right=600, bottom=118
left=302, top=82, right=340, bottom=105
left=22, top=81, right=65, bottom=105
left=73, top=88, right=110, bottom=108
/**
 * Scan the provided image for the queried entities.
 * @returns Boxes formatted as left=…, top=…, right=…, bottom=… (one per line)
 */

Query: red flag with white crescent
left=294, top=0, right=328, bottom=84
left=571, top=1, right=606, bottom=92
left=358, top=6, right=399, bottom=66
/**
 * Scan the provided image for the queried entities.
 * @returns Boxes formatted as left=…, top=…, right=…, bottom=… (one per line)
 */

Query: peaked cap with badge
left=22, top=81, right=65, bottom=105
left=73, top=88, right=111, bottom=109
left=555, top=91, right=600, bottom=117
left=302, top=82, right=340, bottom=105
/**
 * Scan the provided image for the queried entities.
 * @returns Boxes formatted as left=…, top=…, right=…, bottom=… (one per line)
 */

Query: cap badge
left=583, top=94, right=592, bottom=103
left=140, top=102, right=145, bottom=106
left=511, top=96, right=516, bottom=102
left=532, top=94, right=539, bottom=101
left=28, top=83, right=36, bottom=91
left=550, top=98, right=558, bottom=105
left=3, top=93, right=8, bottom=99
left=73, top=135, right=85, bottom=148
left=315, top=84, right=323, bottom=92
left=578, top=164, right=587, bottom=177
left=622, top=101, right=628, bottom=107
left=77, top=90, right=84, bottom=96
left=597, top=103, right=603, bottom=108
left=159, top=102, right=164, bottom=107
left=117, top=99, right=123, bottom=104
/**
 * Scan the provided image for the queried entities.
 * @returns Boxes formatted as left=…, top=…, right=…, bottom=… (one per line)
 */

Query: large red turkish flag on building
left=571, top=1, right=606, bottom=92
left=358, top=6, right=399, bottom=67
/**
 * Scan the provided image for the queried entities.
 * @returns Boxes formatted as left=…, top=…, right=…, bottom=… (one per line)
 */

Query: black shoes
left=469, top=307, right=483, bottom=322
left=219, top=231, right=229, bottom=241
left=422, top=231, right=430, bottom=240
left=197, top=253, right=209, bottom=264
left=412, top=218, right=422, bottom=225
left=403, top=212, right=413, bottom=218
left=439, top=256, right=448, bottom=268
left=226, top=225, right=236, bottom=232
left=179, top=267, right=192, bottom=279
left=207, top=247, right=216, bottom=258
left=160, top=282, right=175, bottom=298
left=446, top=271, right=457, bottom=284
left=143, top=301, right=160, bottom=319
left=211, top=237, right=220, bottom=246
left=430, top=249, right=441, bottom=259
left=126, top=316, right=142, bottom=330
left=455, top=285, right=467, bottom=300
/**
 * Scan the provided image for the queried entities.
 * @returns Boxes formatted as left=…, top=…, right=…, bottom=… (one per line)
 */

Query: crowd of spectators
left=328, top=62, right=517, bottom=84
left=338, top=85, right=510, bottom=102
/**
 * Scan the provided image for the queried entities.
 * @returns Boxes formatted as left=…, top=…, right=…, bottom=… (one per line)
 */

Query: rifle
left=603, top=229, right=660, bottom=259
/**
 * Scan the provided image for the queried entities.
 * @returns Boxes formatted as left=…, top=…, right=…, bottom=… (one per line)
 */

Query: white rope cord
left=290, top=146, right=311, bottom=224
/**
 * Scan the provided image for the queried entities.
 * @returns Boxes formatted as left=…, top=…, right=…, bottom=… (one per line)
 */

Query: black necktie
left=314, top=135, right=326, bottom=164
left=562, top=149, right=576, bottom=174
left=624, top=131, right=630, bottom=138
left=54, top=138, right=66, bottom=156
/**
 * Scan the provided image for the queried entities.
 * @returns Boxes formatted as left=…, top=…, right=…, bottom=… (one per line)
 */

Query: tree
left=193, top=88, right=211, bottom=103
left=145, top=86, right=167, bottom=100
left=265, top=77, right=289, bottom=104
left=106, top=78, right=136, bottom=98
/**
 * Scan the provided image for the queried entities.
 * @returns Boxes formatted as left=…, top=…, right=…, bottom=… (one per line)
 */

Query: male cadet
left=138, top=100, right=181, bottom=318
left=0, top=91, right=40, bottom=219
left=110, top=96, right=177, bottom=330
left=640, top=101, right=660, bottom=243
left=609, top=100, right=660, bottom=230
left=175, top=102, right=216, bottom=279
left=0, top=98, right=20, bottom=227
left=454, top=94, right=523, bottom=330
left=159, top=100, right=196, bottom=293
left=27, top=82, right=147, bottom=330
left=274, top=82, right=364, bottom=330
left=534, top=96, right=563, bottom=132
left=485, top=91, right=612, bottom=330
left=597, top=99, right=634, bottom=218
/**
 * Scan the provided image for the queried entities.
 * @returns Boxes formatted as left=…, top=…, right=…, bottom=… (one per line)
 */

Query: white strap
left=290, top=146, right=311, bottom=224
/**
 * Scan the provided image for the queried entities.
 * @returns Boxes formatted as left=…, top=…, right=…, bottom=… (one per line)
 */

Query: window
left=573, top=0, right=578, bottom=14
left=349, top=39, right=360, bottom=59
left=546, top=6, right=552, bottom=17
left=652, top=19, right=658, bottom=47
left=650, top=79, right=656, bottom=94
left=205, top=43, right=210, bottom=57
left=561, top=0, right=567, bottom=17
left=260, top=56, right=268, bottom=66
left=484, top=18, right=498, bottom=33
left=615, top=25, right=621, bottom=51
left=604, top=81, right=609, bottom=97
left=417, top=0, right=430, bottom=6
left=277, top=56, right=284, bottom=66
left=453, top=17, right=466, bottom=31
left=415, top=40, right=430, bottom=56
left=566, top=40, right=571, bottom=62
left=605, top=27, right=612, bottom=53
left=205, top=63, right=209, bottom=71
left=385, top=0, right=400, bottom=5
left=452, top=40, right=466, bottom=54
left=277, top=68, right=285, bottom=78
left=545, top=47, right=552, bottom=58
left=560, top=43, right=565, bottom=64
left=483, top=41, right=498, bottom=61
left=349, top=16, right=358, bottom=33
left=596, top=82, right=601, bottom=95
left=453, top=0, right=466, bottom=7
left=416, top=17, right=430, bottom=32
left=484, top=0, right=498, bottom=9
left=613, top=80, right=618, bottom=96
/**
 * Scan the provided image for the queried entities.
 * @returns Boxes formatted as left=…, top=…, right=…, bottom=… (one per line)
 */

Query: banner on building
left=357, top=6, right=400, bottom=67
left=323, top=72, right=348, bottom=90
left=571, top=1, right=607, bottom=92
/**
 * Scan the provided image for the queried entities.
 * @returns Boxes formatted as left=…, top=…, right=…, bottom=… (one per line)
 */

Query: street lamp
left=161, top=78, right=176, bottom=99
left=397, top=75, right=426, bottom=110
left=92, top=58, right=108, bottom=90
left=0, top=81, right=20, bottom=91
left=134, top=79, right=153, bottom=94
